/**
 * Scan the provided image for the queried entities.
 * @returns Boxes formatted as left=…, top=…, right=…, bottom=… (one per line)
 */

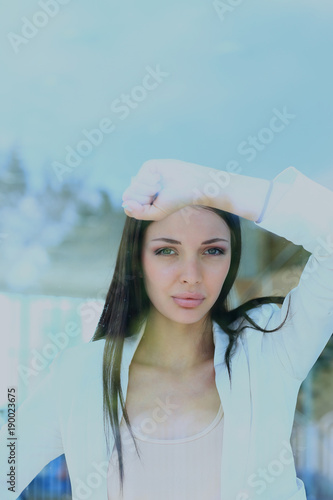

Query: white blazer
left=1, top=167, right=333, bottom=500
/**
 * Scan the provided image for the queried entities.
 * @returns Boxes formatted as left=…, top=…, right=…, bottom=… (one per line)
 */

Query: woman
left=0, top=159, right=332, bottom=500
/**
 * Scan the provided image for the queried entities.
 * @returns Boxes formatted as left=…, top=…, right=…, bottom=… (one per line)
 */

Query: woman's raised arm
left=121, top=159, right=271, bottom=222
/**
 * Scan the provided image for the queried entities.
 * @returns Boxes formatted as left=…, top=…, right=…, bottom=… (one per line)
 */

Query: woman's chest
left=123, top=360, right=223, bottom=440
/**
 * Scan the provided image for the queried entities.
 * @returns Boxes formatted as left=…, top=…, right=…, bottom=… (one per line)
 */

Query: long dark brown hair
left=91, top=206, right=290, bottom=492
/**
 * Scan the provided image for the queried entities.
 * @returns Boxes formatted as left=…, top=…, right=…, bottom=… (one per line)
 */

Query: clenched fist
left=121, top=159, right=209, bottom=221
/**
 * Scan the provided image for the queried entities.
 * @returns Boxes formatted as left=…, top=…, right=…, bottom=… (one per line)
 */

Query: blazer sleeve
left=0, top=349, right=66, bottom=499
left=254, top=166, right=333, bottom=381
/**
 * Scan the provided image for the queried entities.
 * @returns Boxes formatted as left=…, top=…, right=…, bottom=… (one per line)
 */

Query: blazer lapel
left=120, top=317, right=147, bottom=422
left=213, top=321, right=252, bottom=499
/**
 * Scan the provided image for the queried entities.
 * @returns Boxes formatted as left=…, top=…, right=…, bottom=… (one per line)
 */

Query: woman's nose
left=179, top=259, right=202, bottom=284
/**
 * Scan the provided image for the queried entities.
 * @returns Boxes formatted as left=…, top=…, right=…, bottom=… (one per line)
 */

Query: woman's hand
left=121, top=159, right=208, bottom=221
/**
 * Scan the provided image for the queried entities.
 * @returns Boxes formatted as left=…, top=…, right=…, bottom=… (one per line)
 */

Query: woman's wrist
left=195, top=166, right=271, bottom=222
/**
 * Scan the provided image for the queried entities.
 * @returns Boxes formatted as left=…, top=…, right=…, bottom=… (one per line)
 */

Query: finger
left=122, top=191, right=159, bottom=205
left=122, top=194, right=154, bottom=205
left=122, top=200, right=167, bottom=221
left=141, top=160, right=159, bottom=175
left=122, top=181, right=161, bottom=200
left=121, top=200, right=148, bottom=219
left=134, top=171, right=161, bottom=186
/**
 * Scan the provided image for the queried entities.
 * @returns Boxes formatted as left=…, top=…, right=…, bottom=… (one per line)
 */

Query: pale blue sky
left=0, top=0, right=332, bottom=206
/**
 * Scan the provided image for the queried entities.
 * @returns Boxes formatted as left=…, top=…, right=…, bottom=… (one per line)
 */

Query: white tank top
left=107, top=404, right=224, bottom=500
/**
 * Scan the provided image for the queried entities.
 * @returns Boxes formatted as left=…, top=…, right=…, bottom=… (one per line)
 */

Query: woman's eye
left=155, top=248, right=175, bottom=256
left=205, top=248, right=225, bottom=256
left=155, top=247, right=225, bottom=256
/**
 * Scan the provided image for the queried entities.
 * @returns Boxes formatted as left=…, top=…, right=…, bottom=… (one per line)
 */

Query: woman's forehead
left=145, top=207, right=230, bottom=241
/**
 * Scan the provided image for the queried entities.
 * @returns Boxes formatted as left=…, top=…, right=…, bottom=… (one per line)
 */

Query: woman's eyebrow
left=150, top=237, right=229, bottom=244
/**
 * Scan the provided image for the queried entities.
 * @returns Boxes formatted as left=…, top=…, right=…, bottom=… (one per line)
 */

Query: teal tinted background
left=1, top=2, right=333, bottom=498
left=0, top=0, right=332, bottom=203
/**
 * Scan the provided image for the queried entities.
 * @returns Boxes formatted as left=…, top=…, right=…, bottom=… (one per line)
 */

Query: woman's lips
left=172, top=297, right=205, bottom=308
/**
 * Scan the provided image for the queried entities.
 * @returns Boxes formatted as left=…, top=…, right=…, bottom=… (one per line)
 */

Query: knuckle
left=142, top=159, right=157, bottom=173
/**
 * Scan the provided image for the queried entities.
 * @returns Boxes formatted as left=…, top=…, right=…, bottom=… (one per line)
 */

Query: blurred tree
left=0, top=149, right=122, bottom=296
left=0, top=149, right=27, bottom=205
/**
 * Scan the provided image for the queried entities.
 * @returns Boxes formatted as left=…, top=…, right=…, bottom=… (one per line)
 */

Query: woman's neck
left=132, top=309, right=215, bottom=374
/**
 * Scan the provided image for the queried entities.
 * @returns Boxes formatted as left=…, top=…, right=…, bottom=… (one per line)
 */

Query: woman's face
left=141, top=207, right=232, bottom=325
